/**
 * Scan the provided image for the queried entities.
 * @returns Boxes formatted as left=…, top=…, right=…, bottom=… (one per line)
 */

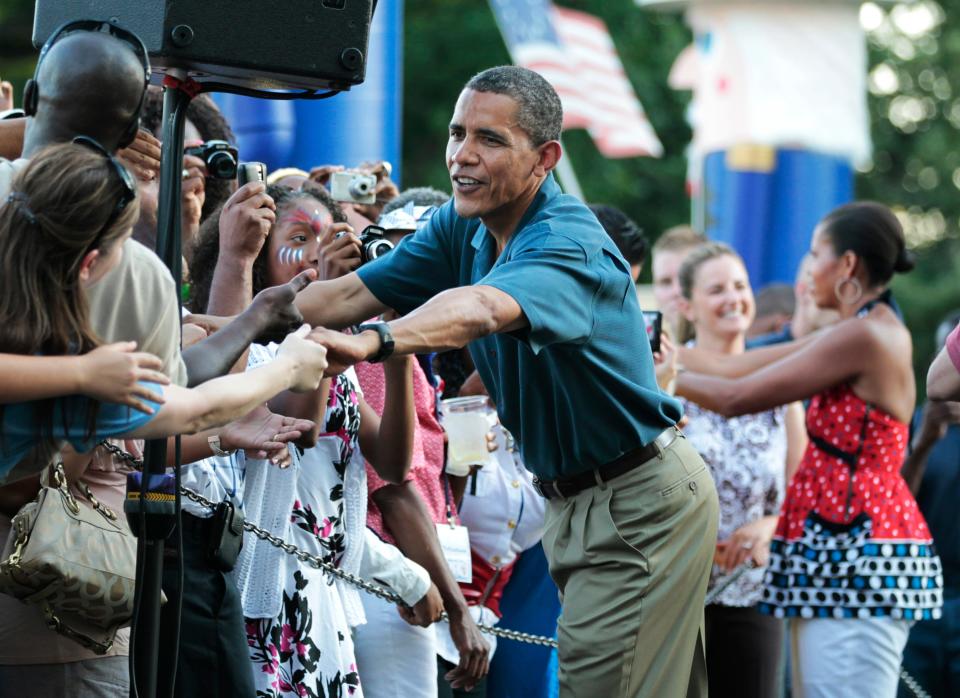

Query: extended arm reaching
left=183, top=270, right=316, bottom=386
left=127, top=328, right=327, bottom=440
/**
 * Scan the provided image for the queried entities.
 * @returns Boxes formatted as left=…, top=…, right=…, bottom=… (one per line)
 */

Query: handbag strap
left=44, top=462, right=80, bottom=515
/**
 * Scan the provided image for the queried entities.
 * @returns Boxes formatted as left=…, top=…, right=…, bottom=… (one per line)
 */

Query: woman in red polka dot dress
left=675, top=202, right=943, bottom=698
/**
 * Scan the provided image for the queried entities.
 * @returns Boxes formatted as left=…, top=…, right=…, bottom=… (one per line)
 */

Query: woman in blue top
left=0, top=141, right=329, bottom=483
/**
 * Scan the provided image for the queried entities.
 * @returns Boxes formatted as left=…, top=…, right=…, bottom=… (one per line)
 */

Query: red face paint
left=280, top=206, right=330, bottom=236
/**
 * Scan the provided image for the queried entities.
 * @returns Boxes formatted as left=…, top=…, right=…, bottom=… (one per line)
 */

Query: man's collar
left=469, top=172, right=560, bottom=251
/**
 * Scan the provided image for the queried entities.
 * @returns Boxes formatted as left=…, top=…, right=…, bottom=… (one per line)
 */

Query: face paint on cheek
left=277, top=246, right=305, bottom=266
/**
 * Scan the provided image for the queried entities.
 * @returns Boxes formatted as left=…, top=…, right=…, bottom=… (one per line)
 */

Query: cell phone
left=642, top=310, right=662, bottom=354
left=237, top=161, right=267, bottom=187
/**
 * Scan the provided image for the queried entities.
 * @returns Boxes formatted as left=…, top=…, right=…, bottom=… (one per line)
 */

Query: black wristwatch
left=357, top=321, right=395, bottom=363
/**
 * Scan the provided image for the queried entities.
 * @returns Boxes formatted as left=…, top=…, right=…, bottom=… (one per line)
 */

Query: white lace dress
left=679, top=397, right=787, bottom=607
left=235, top=344, right=367, bottom=698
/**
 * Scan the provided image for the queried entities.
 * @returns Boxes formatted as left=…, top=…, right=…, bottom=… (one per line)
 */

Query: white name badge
left=435, top=523, right=472, bottom=584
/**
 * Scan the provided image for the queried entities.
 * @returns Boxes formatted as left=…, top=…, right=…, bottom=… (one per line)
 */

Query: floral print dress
left=679, top=397, right=787, bottom=606
left=246, top=374, right=364, bottom=698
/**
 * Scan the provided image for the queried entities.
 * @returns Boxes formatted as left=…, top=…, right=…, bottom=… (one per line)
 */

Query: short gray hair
left=465, top=66, right=563, bottom=146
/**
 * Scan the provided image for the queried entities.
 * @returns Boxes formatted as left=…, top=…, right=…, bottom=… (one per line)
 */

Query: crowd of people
left=0, top=19, right=957, bottom=698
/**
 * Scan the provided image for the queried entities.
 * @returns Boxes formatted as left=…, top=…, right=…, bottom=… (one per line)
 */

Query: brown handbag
left=0, top=462, right=139, bottom=654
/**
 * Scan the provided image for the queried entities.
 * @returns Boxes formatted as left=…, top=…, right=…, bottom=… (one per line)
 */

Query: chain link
left=899, top=669, right=932, bottom=698
left=100, top=441, right=559, bottom=648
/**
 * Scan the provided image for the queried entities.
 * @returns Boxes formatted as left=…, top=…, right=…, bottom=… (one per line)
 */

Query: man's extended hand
left=219, top=404, right=315, bottom=467
left=247, top=269, right=317, bottom=344
left=397, top=583, right=444, bottom=628
left=306, top=327, right=378, bottom=376
left=444, top=610, right=490, bottom=691
left=218, top=182, right=276, bottom=261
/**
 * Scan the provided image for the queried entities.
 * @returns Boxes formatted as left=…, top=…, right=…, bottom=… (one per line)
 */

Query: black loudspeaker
left=32, top=0, right=374, bottom=92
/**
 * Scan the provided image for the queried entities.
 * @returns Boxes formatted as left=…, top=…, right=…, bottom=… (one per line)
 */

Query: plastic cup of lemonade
left=440, top=396, right=497, bottom=476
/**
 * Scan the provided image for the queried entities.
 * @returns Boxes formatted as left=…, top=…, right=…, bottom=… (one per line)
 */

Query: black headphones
left=24, top=19, right=151, bottom=149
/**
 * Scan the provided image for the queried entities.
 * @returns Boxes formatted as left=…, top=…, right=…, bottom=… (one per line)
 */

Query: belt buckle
left=533, top=477, right=563, bottom=500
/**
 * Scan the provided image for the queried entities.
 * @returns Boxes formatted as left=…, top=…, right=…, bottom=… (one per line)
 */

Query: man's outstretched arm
left=294, top=272, right=390, bottom=330
left=310, top=284, right=526, bottom=374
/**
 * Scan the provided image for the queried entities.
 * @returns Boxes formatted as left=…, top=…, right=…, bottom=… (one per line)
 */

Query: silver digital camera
left=329, top=171, right=376, bottom=205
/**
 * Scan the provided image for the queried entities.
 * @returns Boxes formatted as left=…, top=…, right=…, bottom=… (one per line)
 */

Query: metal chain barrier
left=899, top=669, right=932, bottom=698
left=98, top=439, right=940, bottom=692
left=100, top=441, right=558, bottom=648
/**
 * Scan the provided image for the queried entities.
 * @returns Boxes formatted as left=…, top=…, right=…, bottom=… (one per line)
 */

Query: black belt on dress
left=533, top=427, right=682, bottom=500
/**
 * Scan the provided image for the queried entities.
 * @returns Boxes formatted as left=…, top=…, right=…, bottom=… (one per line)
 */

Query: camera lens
left=349, top=178, right=372, bottom=197
left=208, top=151, right=238, bottom=180
left=362, top=238, right=394, bottom=264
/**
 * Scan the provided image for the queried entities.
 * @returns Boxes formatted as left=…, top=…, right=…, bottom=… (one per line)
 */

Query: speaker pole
left=128, top=68, right=193, bottom=698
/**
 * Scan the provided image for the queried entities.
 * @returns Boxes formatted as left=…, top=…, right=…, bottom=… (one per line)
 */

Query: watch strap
left=357, top=321, right=395, bottom=363
left=207, top=434, right=234, bottom=457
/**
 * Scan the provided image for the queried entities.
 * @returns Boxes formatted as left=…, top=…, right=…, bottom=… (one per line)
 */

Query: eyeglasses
left=72, top=135, right=139, bottom=244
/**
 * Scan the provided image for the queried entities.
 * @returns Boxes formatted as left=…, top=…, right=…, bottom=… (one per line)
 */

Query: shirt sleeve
left=479, top=229, right=599, bottom=354
left=359, top=528, right=431, bottom=606
left=356, top=202, right=460, bottom=315
left=63, top=382, right=162, bottom=453
left=946, top=323, right=960, bottom=374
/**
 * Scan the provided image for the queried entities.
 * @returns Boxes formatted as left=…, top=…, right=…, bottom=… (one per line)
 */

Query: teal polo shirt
left=357, top=174, right=681, bottom=480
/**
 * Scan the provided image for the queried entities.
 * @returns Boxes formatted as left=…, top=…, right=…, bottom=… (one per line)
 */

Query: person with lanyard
left=353, top=191, right=487, bottom=698
left=675, top=201, right=943, bottom=698
left=288, top=65, right=718, bottom=697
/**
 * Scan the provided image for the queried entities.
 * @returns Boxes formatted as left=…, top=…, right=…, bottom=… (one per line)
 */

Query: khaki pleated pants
left=542, top=435, right=718, bottom=698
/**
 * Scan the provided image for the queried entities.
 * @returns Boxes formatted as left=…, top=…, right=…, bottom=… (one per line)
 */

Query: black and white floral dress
left=246, top=373, right=363, bottom=698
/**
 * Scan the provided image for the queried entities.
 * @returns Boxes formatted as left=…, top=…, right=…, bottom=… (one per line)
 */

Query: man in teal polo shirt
left=298, top=66, right=718, bottom=697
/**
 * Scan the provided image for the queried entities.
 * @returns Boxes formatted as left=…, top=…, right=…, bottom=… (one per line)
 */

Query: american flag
left=488, top=0, right=663, bottom=158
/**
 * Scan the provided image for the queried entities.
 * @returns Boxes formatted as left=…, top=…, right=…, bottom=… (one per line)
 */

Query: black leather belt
left=533, top=427, right=682, bottom=500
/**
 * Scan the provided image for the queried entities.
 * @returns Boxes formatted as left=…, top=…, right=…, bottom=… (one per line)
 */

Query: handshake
left=277, top=323, right=388, bottom=392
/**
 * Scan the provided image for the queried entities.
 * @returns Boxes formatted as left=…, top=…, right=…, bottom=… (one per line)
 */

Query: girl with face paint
left=190, top=185, right=423, bottom=698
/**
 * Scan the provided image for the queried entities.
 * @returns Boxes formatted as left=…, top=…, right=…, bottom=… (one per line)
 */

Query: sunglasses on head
left=72, top=135, right=139, bottom=245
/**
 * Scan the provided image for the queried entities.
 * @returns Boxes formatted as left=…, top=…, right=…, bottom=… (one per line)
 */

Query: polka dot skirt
left=758, top=384, right=943, bottom=621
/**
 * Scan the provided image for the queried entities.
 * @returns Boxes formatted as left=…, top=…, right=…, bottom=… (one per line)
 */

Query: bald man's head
left=26, top=31, right=146, bottom=154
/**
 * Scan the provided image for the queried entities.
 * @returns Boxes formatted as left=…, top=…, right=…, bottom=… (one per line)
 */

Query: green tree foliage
left=857, top=1, right=960, bottom=390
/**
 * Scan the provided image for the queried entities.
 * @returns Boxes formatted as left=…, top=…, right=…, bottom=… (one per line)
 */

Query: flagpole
left=555, top=138, right=585, bottom=200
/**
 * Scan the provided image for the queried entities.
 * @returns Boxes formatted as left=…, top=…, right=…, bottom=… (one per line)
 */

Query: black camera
left=359, top=225, right=394, bottom=264
left=184, top=140, right=239, bottom=180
